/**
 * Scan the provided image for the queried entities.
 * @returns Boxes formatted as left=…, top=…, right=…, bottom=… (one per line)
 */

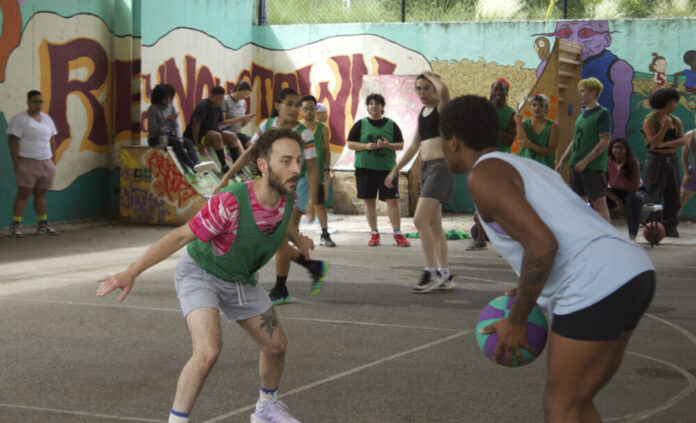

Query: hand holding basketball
left=480, top=319, right=537, bottom=367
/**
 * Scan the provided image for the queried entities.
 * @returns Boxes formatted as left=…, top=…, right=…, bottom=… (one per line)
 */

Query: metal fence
left=259, top=0, right=696, bottom=25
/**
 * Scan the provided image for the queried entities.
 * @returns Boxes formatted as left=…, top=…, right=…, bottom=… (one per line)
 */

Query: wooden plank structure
left=516, top=38, right=583, bottom=181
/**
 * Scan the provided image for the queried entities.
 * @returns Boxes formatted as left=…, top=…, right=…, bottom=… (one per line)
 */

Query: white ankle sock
left=439, top=268, right=451, bottom=279
left=168, top=411, right=189, bottom=423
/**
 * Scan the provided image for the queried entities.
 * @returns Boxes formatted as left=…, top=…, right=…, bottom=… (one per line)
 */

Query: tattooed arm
left=468, top=157, right=558, bottom=366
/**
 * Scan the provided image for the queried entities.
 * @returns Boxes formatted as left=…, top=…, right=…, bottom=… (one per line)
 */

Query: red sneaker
left=368, top=232, right=380, bottom=246
left=393, top=233, right=410, bottom=247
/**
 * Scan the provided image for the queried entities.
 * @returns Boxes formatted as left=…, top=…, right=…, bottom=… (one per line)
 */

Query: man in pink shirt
left=97, top=128, right=312, bottom=423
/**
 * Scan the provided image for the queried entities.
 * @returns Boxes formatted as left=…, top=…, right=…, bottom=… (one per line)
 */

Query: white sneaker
left=436, top=274, right=455, bottom=290
left=250, top=397, right=301, bottom=423
left=194, top=161, right=217, bottom=173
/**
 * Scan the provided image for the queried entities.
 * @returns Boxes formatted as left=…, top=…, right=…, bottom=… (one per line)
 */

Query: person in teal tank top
left=97, top=128, right=313, bottom=423
left=213, top=88, right=329, bottom=307
left=300, top=95, right=336, bottom=247
left=514, top=94, right=559, bottom=169
left=490, top=78, right=517, bottom=153
left=558, top=77, right=612, bottom=222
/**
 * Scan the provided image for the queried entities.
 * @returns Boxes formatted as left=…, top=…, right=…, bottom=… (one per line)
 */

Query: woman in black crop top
left=641, top=87, right=686, bottom=237
left=386, top=72, right=456, bottom=293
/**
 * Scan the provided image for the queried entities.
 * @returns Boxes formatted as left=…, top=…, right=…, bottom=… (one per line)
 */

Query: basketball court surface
left=0, top=215, right=694, bottom=422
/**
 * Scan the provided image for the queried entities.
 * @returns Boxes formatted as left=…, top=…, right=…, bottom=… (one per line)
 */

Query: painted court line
left=0, top=403, right=163, bottom=422
left=202, top=330, right=470, bottom=423
left=0, top=297, right=459, bottom=332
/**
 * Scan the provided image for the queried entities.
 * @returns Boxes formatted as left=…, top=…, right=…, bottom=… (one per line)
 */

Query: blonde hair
left=577, top=77, right=603, bottom=96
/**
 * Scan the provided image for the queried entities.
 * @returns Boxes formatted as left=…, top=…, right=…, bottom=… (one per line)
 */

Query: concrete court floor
left=0, top=215, right=695, bottom=423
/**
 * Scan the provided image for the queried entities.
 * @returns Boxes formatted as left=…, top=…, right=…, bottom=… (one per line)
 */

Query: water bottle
left=159, top=135, right=168, bottom=147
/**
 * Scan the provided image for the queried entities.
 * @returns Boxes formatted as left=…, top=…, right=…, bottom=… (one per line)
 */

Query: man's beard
left=267, top=164, right=299, bottom=196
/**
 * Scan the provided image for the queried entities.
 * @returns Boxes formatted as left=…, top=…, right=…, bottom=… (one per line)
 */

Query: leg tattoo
left=259, top=308, right=279, bottom=339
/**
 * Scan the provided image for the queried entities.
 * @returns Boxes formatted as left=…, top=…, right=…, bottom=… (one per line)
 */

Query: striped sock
left=168, top=409, right=189, bottom=423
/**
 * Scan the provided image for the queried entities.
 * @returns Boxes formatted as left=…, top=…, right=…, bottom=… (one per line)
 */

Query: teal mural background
left=1, top=0, right=695, bottom=226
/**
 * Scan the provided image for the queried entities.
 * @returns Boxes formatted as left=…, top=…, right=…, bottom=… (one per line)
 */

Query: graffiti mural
left=140, top=31, right=430, bottom=161
left=120, top=147, right=205, bottom=225
left=534, top=20, right=634, bottom=139
left=0, top=12, right=140, bottom=190
left=2, top=1, right=695, bottom=221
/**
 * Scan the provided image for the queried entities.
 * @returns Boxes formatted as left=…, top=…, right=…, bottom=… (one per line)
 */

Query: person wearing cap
left=514, top=93, right=559, bottom=169
left=315, top=102, right=329, bottom=124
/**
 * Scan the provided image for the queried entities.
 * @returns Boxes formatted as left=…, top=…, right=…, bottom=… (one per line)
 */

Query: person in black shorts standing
left=347, top=93, right=410, bottom=248
left=557, top=77, right=612, bottom=222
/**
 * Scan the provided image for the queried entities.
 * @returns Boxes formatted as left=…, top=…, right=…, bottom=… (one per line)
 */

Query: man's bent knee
left=192, top=345, right=221, bottom=370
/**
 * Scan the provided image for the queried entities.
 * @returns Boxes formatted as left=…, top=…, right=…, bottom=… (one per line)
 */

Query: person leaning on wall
left=7, top=90, right=59, bottom=237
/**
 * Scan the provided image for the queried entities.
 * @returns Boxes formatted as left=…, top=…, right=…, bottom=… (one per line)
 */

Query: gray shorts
left=420, top=158, right=455, bottom=203
left=174, top=251, right=272, bottom=322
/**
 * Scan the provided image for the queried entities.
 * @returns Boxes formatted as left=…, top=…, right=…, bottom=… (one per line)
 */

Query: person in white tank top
left=439, top=95, right=656, bottom=422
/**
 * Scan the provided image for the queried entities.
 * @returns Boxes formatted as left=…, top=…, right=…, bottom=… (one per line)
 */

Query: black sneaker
left=320, top=233, right=336, bottom=247
left=269, top=285, right=290, bottom=305
left=665, top=227, right=680, bottom=238
left=308, top=260, right=329, bottom=295
left=411, top=270, right=443, bottom=293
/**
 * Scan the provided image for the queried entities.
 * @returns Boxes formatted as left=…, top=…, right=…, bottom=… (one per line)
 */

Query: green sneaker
left=309, top=260, right=329, bottom=296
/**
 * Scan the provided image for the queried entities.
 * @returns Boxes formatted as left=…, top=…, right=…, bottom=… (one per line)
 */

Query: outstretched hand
left=97, top=271, right=136, bottom=303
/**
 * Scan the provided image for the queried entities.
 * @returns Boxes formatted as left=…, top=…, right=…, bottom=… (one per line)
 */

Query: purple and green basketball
left=475, top=295, right=548, bottom=367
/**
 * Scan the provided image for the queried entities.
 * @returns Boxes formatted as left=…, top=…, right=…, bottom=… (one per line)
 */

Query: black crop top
left=418, top=107, right=439, bottom=140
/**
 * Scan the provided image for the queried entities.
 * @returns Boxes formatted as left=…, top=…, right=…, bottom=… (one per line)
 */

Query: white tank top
left=474, top=152, right=654, bottom=316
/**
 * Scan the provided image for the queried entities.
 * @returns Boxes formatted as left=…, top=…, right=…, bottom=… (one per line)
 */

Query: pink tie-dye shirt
left=188, top=180, right=292, bottom=255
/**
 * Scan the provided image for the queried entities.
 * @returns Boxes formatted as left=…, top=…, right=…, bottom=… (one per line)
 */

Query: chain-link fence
left=261, top=0, right=696, bottom=25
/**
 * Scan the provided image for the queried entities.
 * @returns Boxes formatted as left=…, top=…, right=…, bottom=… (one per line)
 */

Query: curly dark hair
left=365, top=93, right=385, bottom=107
left=150, top=84, right=170, bottom=105
left=609, top=137, right=638, bottom=179
left=439, top=95, right=499, bottom=151
left=683, top=50, right=696, bottom=66
left=648, top=87, right=680, bottom=109
left=251, top=128, right=304, bottom=176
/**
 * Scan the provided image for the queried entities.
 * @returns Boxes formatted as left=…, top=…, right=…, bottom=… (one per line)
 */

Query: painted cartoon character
left=649, top=52, right=667, bottom=88
left=534, top=37, right=551, bottom=78
left=674, top=50, right=696, bottom=93
left=533, top=20, right=634, bottom=139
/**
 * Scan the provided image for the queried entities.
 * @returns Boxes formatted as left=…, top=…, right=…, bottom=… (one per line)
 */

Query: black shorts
left=569, top=167, right=606, bottom=201
left=552, top=270, right=656, bottom=341
left=355, top=167, right=399, bottom=201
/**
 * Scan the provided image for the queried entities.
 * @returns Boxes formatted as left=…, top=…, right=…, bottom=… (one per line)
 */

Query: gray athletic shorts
left=174, top=251, right=272, bottom=322
left=420, top=158, right=455, bottom=203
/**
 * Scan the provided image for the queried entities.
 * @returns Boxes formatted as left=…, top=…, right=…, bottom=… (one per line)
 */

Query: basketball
left=475, top=295, right=548, bottom=367
left=642, top=221, right=665, bottom=244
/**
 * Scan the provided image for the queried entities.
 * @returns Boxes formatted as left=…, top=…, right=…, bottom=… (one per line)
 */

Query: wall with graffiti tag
left=2, top=0, right=695, bottom=225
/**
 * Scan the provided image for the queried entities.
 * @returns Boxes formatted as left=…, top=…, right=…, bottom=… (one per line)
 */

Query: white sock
left=439, top=268, right=451, bottom=280
left=259, top=386, right=278, bottom=402
left=168, top=411, right=189, bottom=423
